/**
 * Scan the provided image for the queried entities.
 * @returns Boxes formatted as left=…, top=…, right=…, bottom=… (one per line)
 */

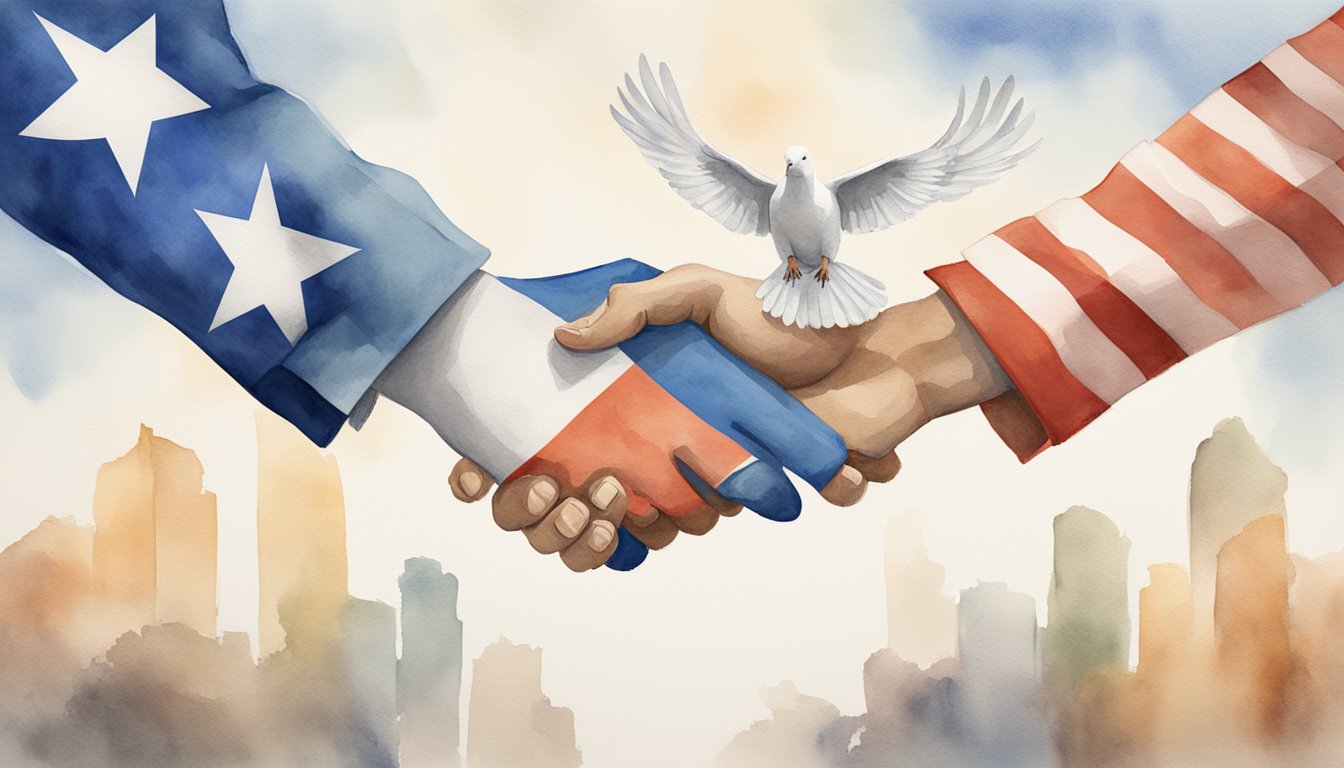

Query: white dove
left=611, top=56, right=1038, bottom=329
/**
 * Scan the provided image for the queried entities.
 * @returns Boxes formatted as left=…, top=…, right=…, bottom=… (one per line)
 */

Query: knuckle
left=606, top=282, right=633, bottom=306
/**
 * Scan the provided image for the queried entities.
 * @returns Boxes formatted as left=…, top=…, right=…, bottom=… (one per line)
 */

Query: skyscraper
left=340, top=597, right=399, bottom=767
left=957, top=582, right=1052, bottom=766
left=256, top=412, right=348, bottom=657
left=1188, top=418, right=1286, bottom=641
left=885, top=511, right=957, bottom=668
left=1042, top=506, right=1131, bottom=701
left=92, top=425, right=217, bottom=637
left=467, top=638, right=581, bottom=768
left=398, top=557, right=464, bottom=767
left=1215, top=515, right=1293, bottom=738
left=1136, top=564, right=1192, bottom=679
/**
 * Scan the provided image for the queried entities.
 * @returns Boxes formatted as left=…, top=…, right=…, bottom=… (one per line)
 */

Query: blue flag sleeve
left=0, top=0, right=488, bottom=445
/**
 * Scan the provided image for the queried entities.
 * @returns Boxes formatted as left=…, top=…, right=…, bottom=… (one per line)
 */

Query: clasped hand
left=448, top=264, right=1009, bottom=570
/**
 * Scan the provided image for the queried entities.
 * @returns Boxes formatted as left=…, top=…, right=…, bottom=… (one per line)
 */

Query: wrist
left=930, top=290, right=1013, bottom=414
left=870, top=291, right=1012, bottom=420
left=373, top=270, right=629, bottom=481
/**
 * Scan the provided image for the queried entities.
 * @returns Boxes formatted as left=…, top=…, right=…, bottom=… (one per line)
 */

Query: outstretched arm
left=927, top=8, right=1344, bottom=461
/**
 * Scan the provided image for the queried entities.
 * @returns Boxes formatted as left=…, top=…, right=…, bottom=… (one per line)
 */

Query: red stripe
left=1082, top=163, right=1283, bottom=327
left=1157, top=115, right=1344, bottom=285
left=1225, top=63, right=1344, bottom=160
left=995, top=217, right=1185, bottom=378
left=1290, top=20, right=1344, bottom=90
left=926, top=261, right=1109, bottom=460
left=509, top=367, right=750, bottom=518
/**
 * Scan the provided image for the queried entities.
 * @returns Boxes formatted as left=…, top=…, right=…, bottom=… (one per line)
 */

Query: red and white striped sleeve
left=927, top=8, right=1344, bottom=462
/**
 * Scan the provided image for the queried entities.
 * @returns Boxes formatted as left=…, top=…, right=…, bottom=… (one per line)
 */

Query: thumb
left=554, top=266, right=721, bottom=351
left=554, top=297, right=642, bottom=350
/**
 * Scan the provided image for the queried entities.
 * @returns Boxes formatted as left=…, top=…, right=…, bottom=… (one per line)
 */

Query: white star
left=197, top=165, right=360, bottom=345
left=20, top=14, right=209, bottom=194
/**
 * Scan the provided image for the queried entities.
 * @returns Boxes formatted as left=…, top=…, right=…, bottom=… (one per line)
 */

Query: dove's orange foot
left=784, top=255, right=802, bottom=283
left=814, top=257, right=830, bottom=287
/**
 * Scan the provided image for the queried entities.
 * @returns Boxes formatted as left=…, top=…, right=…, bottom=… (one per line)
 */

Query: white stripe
left=1263, top=44, right=1344, bottom=130
left=1194, top=91, right=1344, bottom=227
left=1191, top=89, right=1334, bottom=185
left=1123, top=142, right=1329, bottom=307
left=964, top=235, right=1147, bottom=404
left=1301, top=164, right=1344, bottom=229
left=375, top=272, right=630, bottom=480
left=1034, top=197, right=1236, bottom=353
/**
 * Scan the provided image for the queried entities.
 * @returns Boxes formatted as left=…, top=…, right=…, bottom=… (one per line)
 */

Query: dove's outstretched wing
left=612, top=56, right=776, bottom=237
left=830, top=77, right=1038, bottom=235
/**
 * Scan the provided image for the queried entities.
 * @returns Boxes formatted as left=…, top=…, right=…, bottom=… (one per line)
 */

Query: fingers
left=627, top=516, right=679, bottom=549
left=554, top=265, right=723, bottom=350
left=449, top=458, right=494, bottom=502
left=493, top=475, right=560, bottom=531
left=559, top=519, right=618, bottom=572
left=624, top=505, right=680, bottom=550
left=490, top=473, right=632, bottom=571
left=670, top=506, right=719, bottom=536
left=818, top=451, right=901, bottom=507
left=526, top=498, right=594, bottom=554
left=847, top=449, right=902, bottom=483
left=820, top=465, right=867, bottom=507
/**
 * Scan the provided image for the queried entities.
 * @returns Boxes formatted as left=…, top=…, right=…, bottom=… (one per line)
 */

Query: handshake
left=373, top=259, right=1012, bottom=572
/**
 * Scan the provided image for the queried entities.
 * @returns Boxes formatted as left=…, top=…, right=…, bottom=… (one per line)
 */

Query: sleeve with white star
left=0, top=0, right=488, bottom=445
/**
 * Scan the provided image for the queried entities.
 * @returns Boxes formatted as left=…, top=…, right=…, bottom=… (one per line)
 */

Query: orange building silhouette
left=91, top=425, right=217, bottom=637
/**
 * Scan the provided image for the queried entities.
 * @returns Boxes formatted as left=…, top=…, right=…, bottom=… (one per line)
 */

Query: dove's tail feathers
left=755, top=262, right=886, bottom=330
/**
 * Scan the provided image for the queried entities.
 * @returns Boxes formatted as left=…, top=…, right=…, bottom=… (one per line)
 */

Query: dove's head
left=784, top=145, right=813, bottom=179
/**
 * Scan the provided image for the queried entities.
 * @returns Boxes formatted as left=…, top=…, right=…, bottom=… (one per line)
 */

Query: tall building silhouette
left=340, top=597, right=399, bottom=767
left=1042, top=506, right=1131, bottom=701
left=1136, top=564, right=1192, bottom=679
left=1188, top=418, right=1286, bottom=641
left=92, top=425, right=217, bottom=637
left=1215, top=515, right=1294, bottom=738
left=957, top=582, right=1051, bottom=766
left=398, top=557, right=464, bottom=767
left=885, top=511, right=956, bottom=668
left=467, top=638, right=581, bottom=768
left=256, top=413, right=348, bottom=657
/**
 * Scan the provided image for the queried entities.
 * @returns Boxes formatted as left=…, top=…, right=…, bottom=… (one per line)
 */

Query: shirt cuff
left=926, top=261, right=1110, bottom=462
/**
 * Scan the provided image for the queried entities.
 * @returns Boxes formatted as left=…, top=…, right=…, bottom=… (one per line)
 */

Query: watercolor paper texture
left=6, top=2, right=1344, bottom=768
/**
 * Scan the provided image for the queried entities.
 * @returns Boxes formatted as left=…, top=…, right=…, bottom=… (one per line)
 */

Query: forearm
left=788, top=290, right=1011, bottom=458
left=877, top=291, right=1013, bottom=421
left=0, top=2, right=488, bottom=447
left=924, top=10, right=1344, bottom=460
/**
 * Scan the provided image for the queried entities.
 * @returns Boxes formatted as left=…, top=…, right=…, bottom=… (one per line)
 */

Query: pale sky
left=4, top=2, right=1344, bottom=767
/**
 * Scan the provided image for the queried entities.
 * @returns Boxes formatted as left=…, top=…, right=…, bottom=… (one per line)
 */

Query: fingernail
left=841, top=465, right=864, bottom=485
left=527, top=482, right=557, bottom=516
left=588, top=520, right=615, bottom=551
left=555, top=500, right=589, bottom=538
left=557, top=326, right=583, bottom=336
left=590, top=478, right=621, bottom=510
left=460, top=471, right=482, bottom=497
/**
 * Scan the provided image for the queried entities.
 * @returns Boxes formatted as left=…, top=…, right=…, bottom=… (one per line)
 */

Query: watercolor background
left=5, top=1, right=1344, bottom=766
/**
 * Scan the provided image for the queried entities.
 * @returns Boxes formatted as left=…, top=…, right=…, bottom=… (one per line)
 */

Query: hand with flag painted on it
left=374, top=260, right=870, bottom=572
left=449, top=263, right=1016, bottom=570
